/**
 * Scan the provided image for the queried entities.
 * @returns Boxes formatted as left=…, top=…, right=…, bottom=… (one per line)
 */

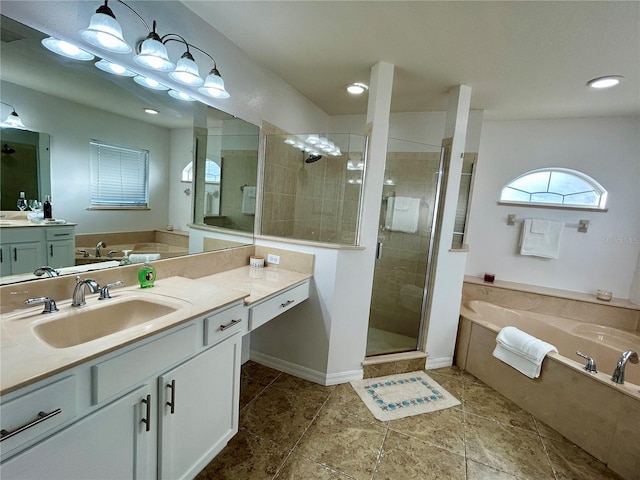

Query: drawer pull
left=219, top=318, right=242, bottom=331
left=280, top=299, right=295, bottom=308
left=0, top=408, right=62, bottom=442
left=141, top=395, right=151, bottom=432
left=53, top=233, right=70, bottom=237
left=166, top=380, right=176, bottom=414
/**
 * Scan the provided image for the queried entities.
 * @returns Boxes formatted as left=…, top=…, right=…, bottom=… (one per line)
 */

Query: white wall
left=2, top=81, right=171, bottom=235
left=466, top=116, right=640, bottom=300
left=168, top=129, right=195, bottom=232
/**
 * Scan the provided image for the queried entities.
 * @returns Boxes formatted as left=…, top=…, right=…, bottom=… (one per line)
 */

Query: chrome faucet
left=33, top=266, right=60, bottom=277
left=611, top=350, right=639, bottom=384
left=71, top=277, right=100, bottom=307
left=25, top=296, right=59, bottom=313
left=95, top=241, right=107, bottom=258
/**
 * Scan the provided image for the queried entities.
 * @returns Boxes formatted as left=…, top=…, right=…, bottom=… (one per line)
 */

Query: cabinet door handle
left=280, top=299, right=295, bottom=308
left=13, top=248, right=17, bottom=262
left=141, top=395, right=151, bottom=432
left=50, top=245, right=54, bottom=257
left=166, top=380, right=176, bottom=414
left=1, top=249, right=3, bottom=263
left=0, top=408, right=62, bottom=442
left=219, top=318, right=242, bottom=331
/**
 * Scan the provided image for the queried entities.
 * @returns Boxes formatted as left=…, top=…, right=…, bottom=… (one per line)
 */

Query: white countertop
left=0, top=266, right=311, bottom=395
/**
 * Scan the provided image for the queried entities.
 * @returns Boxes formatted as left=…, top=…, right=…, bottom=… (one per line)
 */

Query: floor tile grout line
left=270, top=382, right=340, bottom=480
left=239, top=371, right=283, bottom=414
left=369, top=420, right=390, bottom=480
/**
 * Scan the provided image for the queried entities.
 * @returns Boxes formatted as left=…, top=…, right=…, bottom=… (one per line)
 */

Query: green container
left=138, top=263, right=156, bottom=288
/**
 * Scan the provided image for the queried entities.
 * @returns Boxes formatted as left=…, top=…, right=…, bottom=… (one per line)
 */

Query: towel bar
left=506, top=214, right=589, bottom=233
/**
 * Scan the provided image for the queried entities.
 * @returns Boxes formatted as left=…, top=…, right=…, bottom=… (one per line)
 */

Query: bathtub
left=75, top=242, right=188, bottom=264
left=458, top=300, right=640, bottom=480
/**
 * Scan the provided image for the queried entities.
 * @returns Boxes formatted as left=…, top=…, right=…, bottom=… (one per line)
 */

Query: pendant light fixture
left=41, top=37, right=95, bottom=61
left=0, top=102, right=27, bottom=129
left=134, top=21, right=174, bottom=72
left=76, top=0, right=231, bottom=100
left=199, top=66, right=230, bottom=99
left=80, top=0, right=132, bottom=53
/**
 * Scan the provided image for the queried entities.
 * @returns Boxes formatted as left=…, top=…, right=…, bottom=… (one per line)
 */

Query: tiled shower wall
left=262, top=136, right=362, bottom=244
left=369, top=151, right=441, bottom=338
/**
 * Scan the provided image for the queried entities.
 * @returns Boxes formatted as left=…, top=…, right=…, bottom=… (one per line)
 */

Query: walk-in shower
left=366, top=138, right=444, bottom=356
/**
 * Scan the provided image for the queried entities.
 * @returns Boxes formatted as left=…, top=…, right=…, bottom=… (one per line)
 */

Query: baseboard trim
left=425, top=356, right=454, bottom=369
left=249, top=350, right=363, bottom=386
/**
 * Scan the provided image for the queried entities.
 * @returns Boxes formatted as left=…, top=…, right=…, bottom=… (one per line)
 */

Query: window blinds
left=90, top=140, right=149, bottom=207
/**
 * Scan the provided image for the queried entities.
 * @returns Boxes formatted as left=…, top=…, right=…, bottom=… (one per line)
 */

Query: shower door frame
left=366, top=140, right=447, bottom=357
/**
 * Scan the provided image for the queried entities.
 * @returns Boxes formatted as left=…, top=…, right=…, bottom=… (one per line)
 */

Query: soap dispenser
left=137, top=262, right=156, bottom=288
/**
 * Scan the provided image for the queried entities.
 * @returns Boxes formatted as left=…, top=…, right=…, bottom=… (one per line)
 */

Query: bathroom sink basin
left=33, top=296, right=186, bottom=348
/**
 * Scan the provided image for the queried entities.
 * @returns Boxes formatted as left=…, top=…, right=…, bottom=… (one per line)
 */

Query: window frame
left=89, top=140, right=150, bottom=210
left=499, top=167, right=608, bottom=211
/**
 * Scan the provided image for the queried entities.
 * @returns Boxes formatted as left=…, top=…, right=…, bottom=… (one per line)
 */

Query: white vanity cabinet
left=44, top=227, right=75, bottom=269
left=0, top=301, right=245, bottom=480
left=158, top=334, right=241, bottom=479
left=1, top=384, right=155, bottom=480
left=0, top=225, right=75, bottom=275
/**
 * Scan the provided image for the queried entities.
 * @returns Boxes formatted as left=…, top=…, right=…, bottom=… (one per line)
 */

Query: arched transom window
left=500, top=168, right=607, bottom=210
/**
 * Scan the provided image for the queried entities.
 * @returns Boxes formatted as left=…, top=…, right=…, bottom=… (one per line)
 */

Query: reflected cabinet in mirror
left=0, top=14, right=259, bottom=285
left=263, top=133, right=367, bottom=245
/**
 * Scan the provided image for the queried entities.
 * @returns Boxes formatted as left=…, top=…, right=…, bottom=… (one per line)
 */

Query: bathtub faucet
left=95, top=241, right=107, bottom=258
left=611, top=350, right=639, bottom=385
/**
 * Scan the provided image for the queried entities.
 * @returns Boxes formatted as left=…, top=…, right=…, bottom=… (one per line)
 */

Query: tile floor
left=196, top=361, right=624, bottom=480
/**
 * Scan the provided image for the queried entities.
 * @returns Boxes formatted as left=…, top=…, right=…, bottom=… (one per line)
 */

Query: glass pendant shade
left=134, top=75, right=169, bottom=91
left=169, top=53, right=204, bottom=86
left=168, top=90, right=197, bottom=102
left=80, top=12, right=131, bottom=53
left=198, top=69, right=230, bottom=98
left=134, top=36, right=174, bottom=72
left=95, top=59, right=136, bottom=77
left=3, top=111, right=26, bottom=129
left=42, top=37, right=95, bottom=61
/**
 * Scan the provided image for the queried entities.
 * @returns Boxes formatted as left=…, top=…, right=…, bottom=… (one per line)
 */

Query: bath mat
left=350, top=371, right=461, bottom=421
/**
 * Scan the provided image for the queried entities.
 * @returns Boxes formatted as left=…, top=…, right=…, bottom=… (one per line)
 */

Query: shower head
left=2, top=143, right=15, bottom=154
left=305, top=154, right=323, bottom=164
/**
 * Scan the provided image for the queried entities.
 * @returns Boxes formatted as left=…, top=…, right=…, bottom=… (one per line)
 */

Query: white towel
left=129, top=253, right=161, bottom=263
left=385, top=196, right=421, bottom=233
left=520, top=218, right=564, bottom=259
left=242, top=186, right=256, bottom=215
left=492, top=326, right=558, bottom=378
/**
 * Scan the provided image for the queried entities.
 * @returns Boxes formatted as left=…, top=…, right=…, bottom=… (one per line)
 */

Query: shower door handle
left=376, top=242, right=383, bottom=259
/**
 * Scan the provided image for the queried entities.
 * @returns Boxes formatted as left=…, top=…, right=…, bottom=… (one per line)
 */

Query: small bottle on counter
left=16, top=191, right=28, bottom=211
left=43, top=195, right=53, bottom=219
left=138, top=263, right=156, bottom=288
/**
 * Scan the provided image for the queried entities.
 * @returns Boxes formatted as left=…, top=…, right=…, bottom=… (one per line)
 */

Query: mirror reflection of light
left=41, top=37, right=94, bottom=61
left=133, top=75, right=169, bottom=91
left=95, top=59, right=136, bottom=77
left=168, top=90, right=197, bottom=102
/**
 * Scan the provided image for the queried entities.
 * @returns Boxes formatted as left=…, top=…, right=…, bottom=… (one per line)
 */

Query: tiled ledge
left=462, top=276, right=640, bottom=333
left=464, top=275, right=639, bottom=311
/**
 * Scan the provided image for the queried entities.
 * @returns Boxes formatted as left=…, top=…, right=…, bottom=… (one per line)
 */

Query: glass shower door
left=366, top=138, right=443, bottom=356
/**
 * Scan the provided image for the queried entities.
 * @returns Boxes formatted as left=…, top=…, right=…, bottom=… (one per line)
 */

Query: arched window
left=500, top=168, right=607, bottom=210
left=181, top=159, right=221, bottom=183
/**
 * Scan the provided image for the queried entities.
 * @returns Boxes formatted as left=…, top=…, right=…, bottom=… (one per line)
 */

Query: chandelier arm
left=162, top=34, right=217, bottom=68
left=114, top=0, right=151, bottom=32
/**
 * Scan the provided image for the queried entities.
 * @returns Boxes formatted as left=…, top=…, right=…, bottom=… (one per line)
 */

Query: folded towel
left=242, top=186, right=256, bottom=214
left=520, top=218, right=564, bottom=259
left=385, top=196, right=421, bottom=233
left=129, top=253, right=161, bottom=263
left=492, top=326, right=558, bottom=378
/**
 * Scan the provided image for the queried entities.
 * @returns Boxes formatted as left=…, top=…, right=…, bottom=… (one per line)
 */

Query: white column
left=326, top=62, right=395, bottom=376
left=424, top=85, right=472, bottom=368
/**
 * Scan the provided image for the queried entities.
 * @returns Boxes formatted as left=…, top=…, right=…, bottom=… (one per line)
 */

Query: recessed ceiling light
left=144, top=108, right=159, bottom=115
left=346, top=82, right=368, bottom=95
left=587, top=75, right=624, bottom=89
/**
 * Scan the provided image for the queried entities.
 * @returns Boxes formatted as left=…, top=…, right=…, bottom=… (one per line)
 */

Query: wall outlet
left=267, top=253, right=280, bottom=265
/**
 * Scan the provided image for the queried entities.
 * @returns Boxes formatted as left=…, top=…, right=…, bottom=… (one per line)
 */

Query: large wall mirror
left=0, top=14, right=259, bottom=285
